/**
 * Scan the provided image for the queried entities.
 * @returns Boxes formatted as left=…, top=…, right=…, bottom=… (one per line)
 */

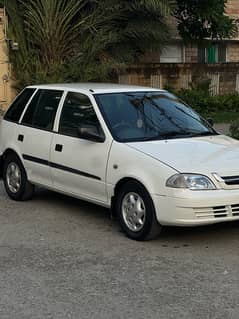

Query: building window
left=160, top=44, right=184, bottom=63
left=198, top=44, right=227, bottom=63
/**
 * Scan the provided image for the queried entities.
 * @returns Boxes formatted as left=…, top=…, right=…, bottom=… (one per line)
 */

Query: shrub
left=177, top=89, right=209, bottom=114
left=174, top=89, right=239, bottom=118
left=191, top=78, right=211, bottom=92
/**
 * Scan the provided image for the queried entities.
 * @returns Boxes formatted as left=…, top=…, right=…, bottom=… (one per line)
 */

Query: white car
left=0, top=83, right=239, bottom=240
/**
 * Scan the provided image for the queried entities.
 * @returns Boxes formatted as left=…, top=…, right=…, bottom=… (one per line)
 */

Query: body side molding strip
left=22, top=154, right=101, bottom=181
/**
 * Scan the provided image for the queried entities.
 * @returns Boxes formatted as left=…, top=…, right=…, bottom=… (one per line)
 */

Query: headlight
left=166, top=174, right=216, bottom=190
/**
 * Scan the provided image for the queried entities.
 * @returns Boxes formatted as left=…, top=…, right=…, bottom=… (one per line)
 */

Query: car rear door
left=50, top=91, right=112, bottom=204
left=0, top=88, right=37, bottom=179
left=17, top=89, right=64, bottom=187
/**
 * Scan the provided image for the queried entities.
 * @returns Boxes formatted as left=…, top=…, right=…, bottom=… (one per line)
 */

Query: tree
left=174, top=0, right=235, bottom=42
left=2, top=0, right=171, bottom=88
left=1, top=0, right=235, bottom=89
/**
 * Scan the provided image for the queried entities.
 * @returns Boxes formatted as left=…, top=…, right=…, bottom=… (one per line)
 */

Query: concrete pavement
left=0, top=183, right=239, bottom=318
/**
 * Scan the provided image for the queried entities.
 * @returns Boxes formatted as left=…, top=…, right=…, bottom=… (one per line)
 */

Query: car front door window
left=59, top=92, right=102, bottom=138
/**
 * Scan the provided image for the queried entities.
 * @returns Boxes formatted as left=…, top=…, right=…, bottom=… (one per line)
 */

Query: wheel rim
left=6, top=162, right=22, bottom=193
left=122, top=192, right=146, bottom=232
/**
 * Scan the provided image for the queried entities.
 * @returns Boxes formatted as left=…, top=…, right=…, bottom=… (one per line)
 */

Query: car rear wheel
left=3, top=154, right=34, bottom=201
left=116, top=181, right=162, bottom=241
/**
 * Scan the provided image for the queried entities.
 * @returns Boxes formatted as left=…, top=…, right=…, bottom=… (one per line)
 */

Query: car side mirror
left=77, top=125, right=105, bottom=143
left=207, top=118, right=214, bottom=127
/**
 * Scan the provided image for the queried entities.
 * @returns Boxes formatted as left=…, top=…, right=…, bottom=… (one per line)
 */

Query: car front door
left=50, top=91, right=112, bottom=204
left=18, top=89, right=64, bottom=187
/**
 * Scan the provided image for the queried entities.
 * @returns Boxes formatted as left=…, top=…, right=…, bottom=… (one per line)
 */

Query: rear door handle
left=55, top=144, right=63, bottom=152
left=18, top=134, right=24, bottom=142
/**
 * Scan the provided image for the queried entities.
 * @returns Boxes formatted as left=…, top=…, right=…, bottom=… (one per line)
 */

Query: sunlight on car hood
left=127, top=135, right=239, bottom=176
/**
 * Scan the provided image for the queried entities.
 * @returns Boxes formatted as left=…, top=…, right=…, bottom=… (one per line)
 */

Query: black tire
left=115, top=180, right=162, bottom=241
left=3, top=153, right=34, bottom=201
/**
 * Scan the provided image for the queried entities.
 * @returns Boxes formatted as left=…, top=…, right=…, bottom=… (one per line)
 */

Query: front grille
left=221, top=176, right=239, bottom=186
left=231, top=204, right=239, bottom=216
left=194, top=204, right=239, bottom=219
left=213, top=206, right=228, bottom=218
left=194, top=205, right=228, bottom=219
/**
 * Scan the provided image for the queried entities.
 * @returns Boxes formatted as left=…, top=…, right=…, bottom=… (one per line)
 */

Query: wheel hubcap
left=122, top=192, right=146, bottom=232
left=6, top=162, right=22, bottom=193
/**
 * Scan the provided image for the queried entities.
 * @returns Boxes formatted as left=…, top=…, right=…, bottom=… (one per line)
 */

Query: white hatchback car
left=1, top=83, right=239, bottom=240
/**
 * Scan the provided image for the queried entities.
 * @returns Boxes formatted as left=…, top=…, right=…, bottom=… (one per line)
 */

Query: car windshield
left=95, top=91, right=218, bottom=142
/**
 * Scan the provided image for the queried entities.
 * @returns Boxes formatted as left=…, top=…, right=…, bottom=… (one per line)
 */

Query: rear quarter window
left=21, top=89, right=63, bottom=131
left=4, top=88, right=36, bottom=123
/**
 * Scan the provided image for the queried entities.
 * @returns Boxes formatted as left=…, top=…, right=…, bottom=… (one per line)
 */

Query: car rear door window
left=59, top=92, right=101, bottom=138
left=22, top=89, right=63, bottom=131
left=4, top=88, right=36, bottom=123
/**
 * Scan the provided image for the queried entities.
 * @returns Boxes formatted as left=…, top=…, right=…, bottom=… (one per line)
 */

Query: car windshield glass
left=95, top=91, right=217, bottom=142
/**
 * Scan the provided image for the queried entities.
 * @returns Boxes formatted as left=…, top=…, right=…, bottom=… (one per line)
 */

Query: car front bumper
left=153, top=189, right=239, bottom=226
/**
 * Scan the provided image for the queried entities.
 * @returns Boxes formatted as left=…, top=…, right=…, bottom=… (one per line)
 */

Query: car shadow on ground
left=34, top=187, right=109, bottom=218
left=162, top=222, right=239, bottom=239
left=32, top=187, right=239, bottom=246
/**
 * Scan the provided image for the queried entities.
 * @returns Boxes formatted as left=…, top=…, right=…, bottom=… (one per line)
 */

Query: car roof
left=27, top=83, right=165, bottom=94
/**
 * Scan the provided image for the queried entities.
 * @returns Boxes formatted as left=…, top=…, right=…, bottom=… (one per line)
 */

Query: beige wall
left=227, top=43, right=239, bottom=62
left=119, top=63, right=239, bottom=95
left=0, top=8, right=15, bottom=111
left=226, top=0, right=239, bottom=16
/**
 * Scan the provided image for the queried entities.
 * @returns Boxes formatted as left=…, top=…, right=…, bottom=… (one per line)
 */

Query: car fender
left=106, top=141, right=177, bottom=200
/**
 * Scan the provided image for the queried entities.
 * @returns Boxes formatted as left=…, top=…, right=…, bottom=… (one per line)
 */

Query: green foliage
left=175, top=89, right=239, bottom=120
left=3, top=0, right=172, bottom=89
left=230, top=119, right=239, bottom=139
left=174, top=0, right=235, bottom=43
left=190, top=78, right=211, bottom=92
left=177, top=89, right=209, bottom=113
left=1, top=0, right=235, bottom=90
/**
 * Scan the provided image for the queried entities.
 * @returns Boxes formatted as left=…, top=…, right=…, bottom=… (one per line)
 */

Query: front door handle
left=55, top=144, right=63, bottom=152
left=18, top=134, right=24, bottom=142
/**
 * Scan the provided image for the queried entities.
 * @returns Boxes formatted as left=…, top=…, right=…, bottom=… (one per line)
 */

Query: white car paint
left=128, top=134, right=239, bottom=176
left=1, top=83, right=239, bottom=228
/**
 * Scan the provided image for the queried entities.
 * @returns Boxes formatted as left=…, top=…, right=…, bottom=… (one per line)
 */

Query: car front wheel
left=3, top=154, right=34, bottom=201
left=116, top=181, right=162, bottom=241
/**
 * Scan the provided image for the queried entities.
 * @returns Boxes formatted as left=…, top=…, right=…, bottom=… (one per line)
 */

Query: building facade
left=119, top=0, right=239, bottom=95
left=0, top=8, right=14, bottom=111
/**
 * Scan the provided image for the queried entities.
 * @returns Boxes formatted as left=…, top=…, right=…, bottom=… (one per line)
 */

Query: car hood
left=127, top=135, right=239, bottom=176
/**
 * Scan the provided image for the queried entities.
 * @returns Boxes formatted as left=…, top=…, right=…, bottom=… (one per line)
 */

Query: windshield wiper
left=138, top=131, right=194, bottom=141
left=190, top=131, right=219, bottom=137
left=130, top=130, right=218, bottom=142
